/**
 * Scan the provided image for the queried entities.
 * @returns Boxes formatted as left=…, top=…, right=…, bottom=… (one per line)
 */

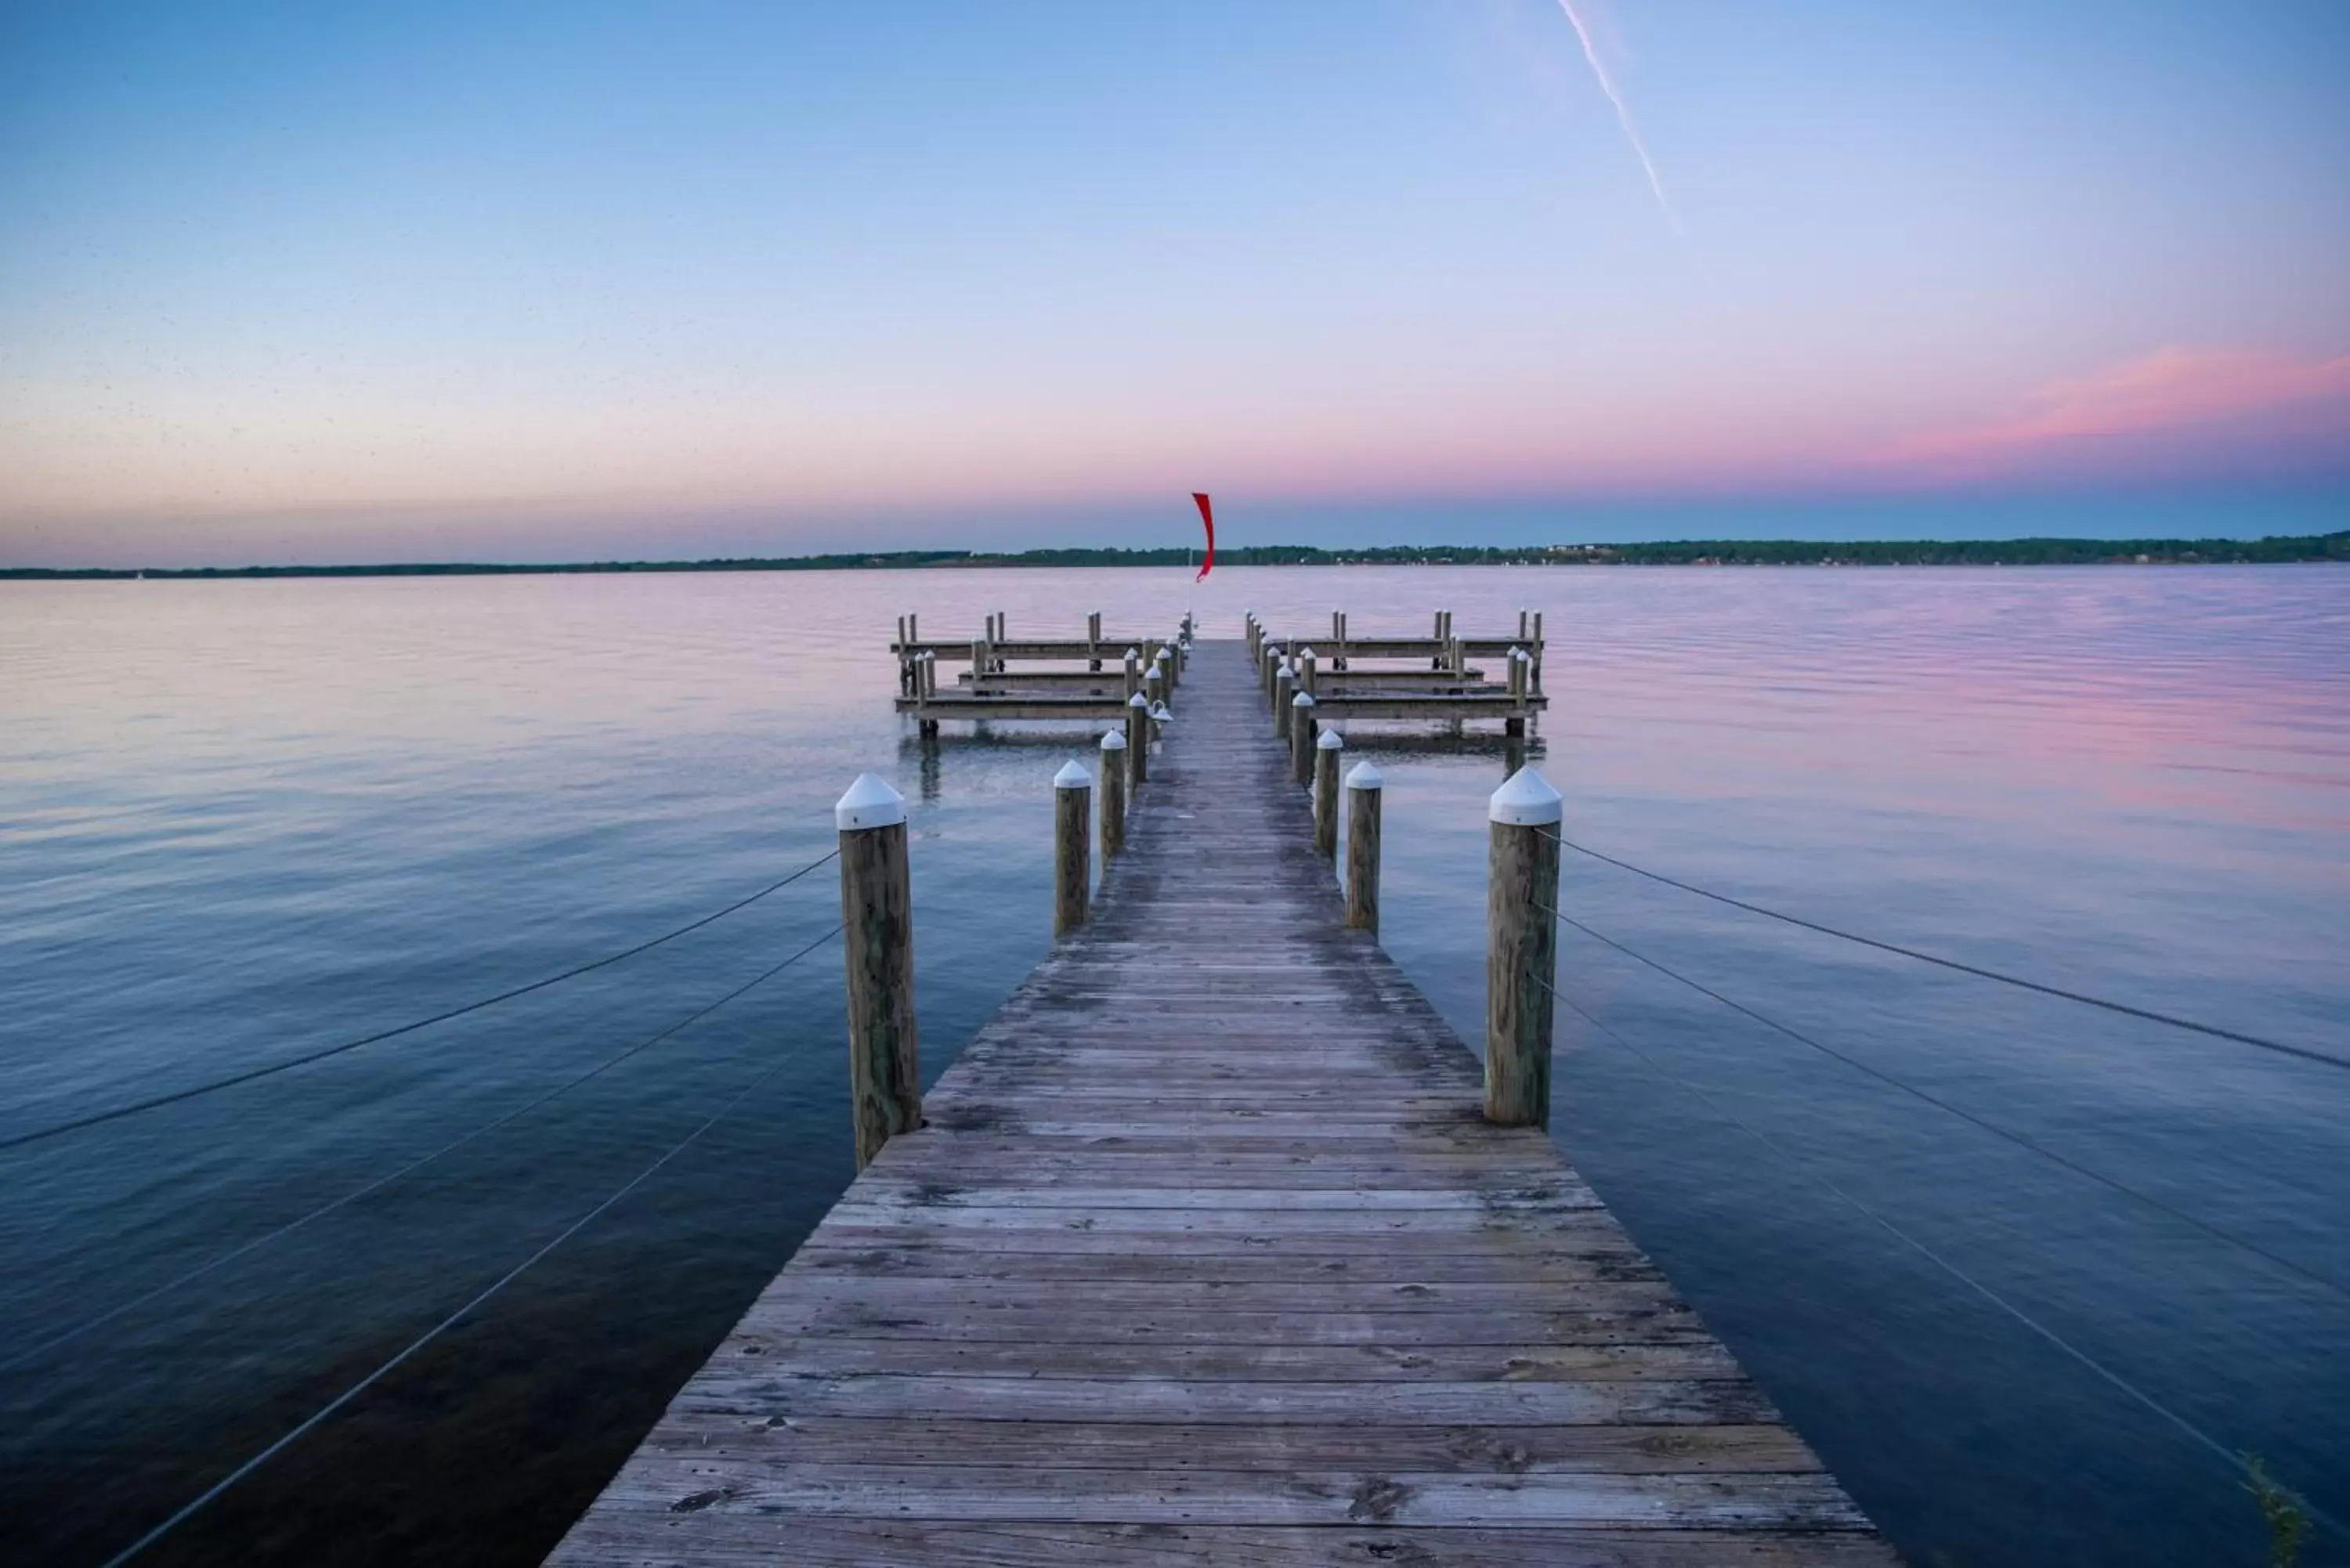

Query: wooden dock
left=549, top=640, right=1893, bottom=1566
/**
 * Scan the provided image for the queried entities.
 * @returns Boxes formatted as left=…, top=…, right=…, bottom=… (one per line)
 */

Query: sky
left=1, top=0, right=2345, bottom=565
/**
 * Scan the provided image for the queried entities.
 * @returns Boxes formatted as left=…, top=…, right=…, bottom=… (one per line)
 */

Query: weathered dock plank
left=547, top=640, right=1893, bottom=1566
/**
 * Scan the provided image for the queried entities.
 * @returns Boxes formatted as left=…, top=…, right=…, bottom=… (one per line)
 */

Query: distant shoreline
left=4, top=531, right=2344, bottom=580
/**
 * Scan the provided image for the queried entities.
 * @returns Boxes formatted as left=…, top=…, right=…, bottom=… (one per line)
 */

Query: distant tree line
left=5, top=531, right=2343, bottom=580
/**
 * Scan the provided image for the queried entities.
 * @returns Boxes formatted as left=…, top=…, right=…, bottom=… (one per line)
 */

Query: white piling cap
left=1298, top=645, right=1316, bottom=660
left=1129, top=692, right=1150, bottom=709
left=836, top=772, right=906, bottom=831
left=1156, top=646, right=1171, bottom=661
left=1054, top=760, right=1092, bottom=789
left=1099, top=728, right=1126, bottom=751
left=1489, top=767, right=1563, bottom=826
left=1317, top=728, right=1343, bottom=750
left=1152, top=702, right=1173, bottom=720
left=1345, top=760, right=1384, bottom=790
left=1144, top=666, right=1161, bottom=684
left=1125, top=646, right=1141, bottom=660
left=1292, top=691, right=1317, bottom=708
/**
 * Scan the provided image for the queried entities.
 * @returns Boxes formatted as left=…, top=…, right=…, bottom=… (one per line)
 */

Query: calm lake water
left=2, top=564, right=2345, bottom=1566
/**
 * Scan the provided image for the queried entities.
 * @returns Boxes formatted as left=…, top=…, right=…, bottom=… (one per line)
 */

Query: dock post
left=971, top=638, right=986, bottom=688
left=1344, top=761, right=1382, bottom=933
left=1531, top=612, right=1544, bottom=691
left=1289, top=692, right=1317, bottom=785
left=1484, top=768, right=1561, bottom=1129
left=1098, top=730, right=1126, bottom=858
left=1151, top=700, right=1171, bottom=744
left=837, top=773, right=920, bottom=1169
left=1156, top=645, right=1174, bottom=698
left=1089, top=611, right=1103, bottom=671
left=1054, top=761, right=1091, bottom=935
left=1124, top=648, right=1141, bottom=701
left=1126, top=692, right=1150, bottom=787
left=1143, top=664, right=1162, bottom=717
left=1313, top=730, right=1343, bottom=858
left=1298, top=646, right=1317, bottom=699
left=1275, top=664, right=1297, bottom=738
left=1263, top=644, right=1281, bottom=706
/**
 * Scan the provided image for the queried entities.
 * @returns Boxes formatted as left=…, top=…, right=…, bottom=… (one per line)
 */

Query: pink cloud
left=1875, top=346, right=2350, bottom=481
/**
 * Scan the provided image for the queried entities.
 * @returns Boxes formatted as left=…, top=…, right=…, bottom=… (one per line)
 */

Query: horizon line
left=5, top=530, right=2345, bottom=580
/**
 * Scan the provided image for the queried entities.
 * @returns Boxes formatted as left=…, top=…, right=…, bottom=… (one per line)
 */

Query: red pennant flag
left=1191, top=492, right=1214, bottom=582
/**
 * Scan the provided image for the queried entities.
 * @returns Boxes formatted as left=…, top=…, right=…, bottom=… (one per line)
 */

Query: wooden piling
left=1289, top=692, right=1317, bottom=785
left=1053, top=761, right=1091, bottom=935
left=1484, top=767, right=1561, bottom=1129
left=1274, top=665, right=1297, bottom=739
left=1312, top=729, right=1342, bottom=858
left=1344, top=759, right=1383, bottom=934
left=836, top=773, right=920, bottom=1169
left=1298, top=645, right=1318, bottom=699
left=1124, top=647, right=1141, bottom=700
left=1098, top=729, right=1126, bottom=858
left=1126, top=692, right=1150, bottom=787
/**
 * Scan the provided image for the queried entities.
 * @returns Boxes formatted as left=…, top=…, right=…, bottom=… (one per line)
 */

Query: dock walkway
left=550, top=641, right=1893, bottom=1566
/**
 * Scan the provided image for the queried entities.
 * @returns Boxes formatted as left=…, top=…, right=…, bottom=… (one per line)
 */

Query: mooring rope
left=1535, top=972, right=2345, bottom=1541
left=1535, top=828, right=2342, bottom=1071
left=95, top=1020, right=812, bottom=1567
left=0, top=847, right=842, bottom=1155
left=1531, top=903, right=2345, bottom=1299
left=2, top=921, right=844, bottom=1376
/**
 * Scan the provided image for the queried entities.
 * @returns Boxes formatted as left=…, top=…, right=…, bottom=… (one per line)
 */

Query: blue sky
left=1, top=1, right=2345, bottom=564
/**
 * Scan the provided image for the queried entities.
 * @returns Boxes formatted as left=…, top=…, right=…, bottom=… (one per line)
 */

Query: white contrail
left=1555, top=0, right=1682, bottom=234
